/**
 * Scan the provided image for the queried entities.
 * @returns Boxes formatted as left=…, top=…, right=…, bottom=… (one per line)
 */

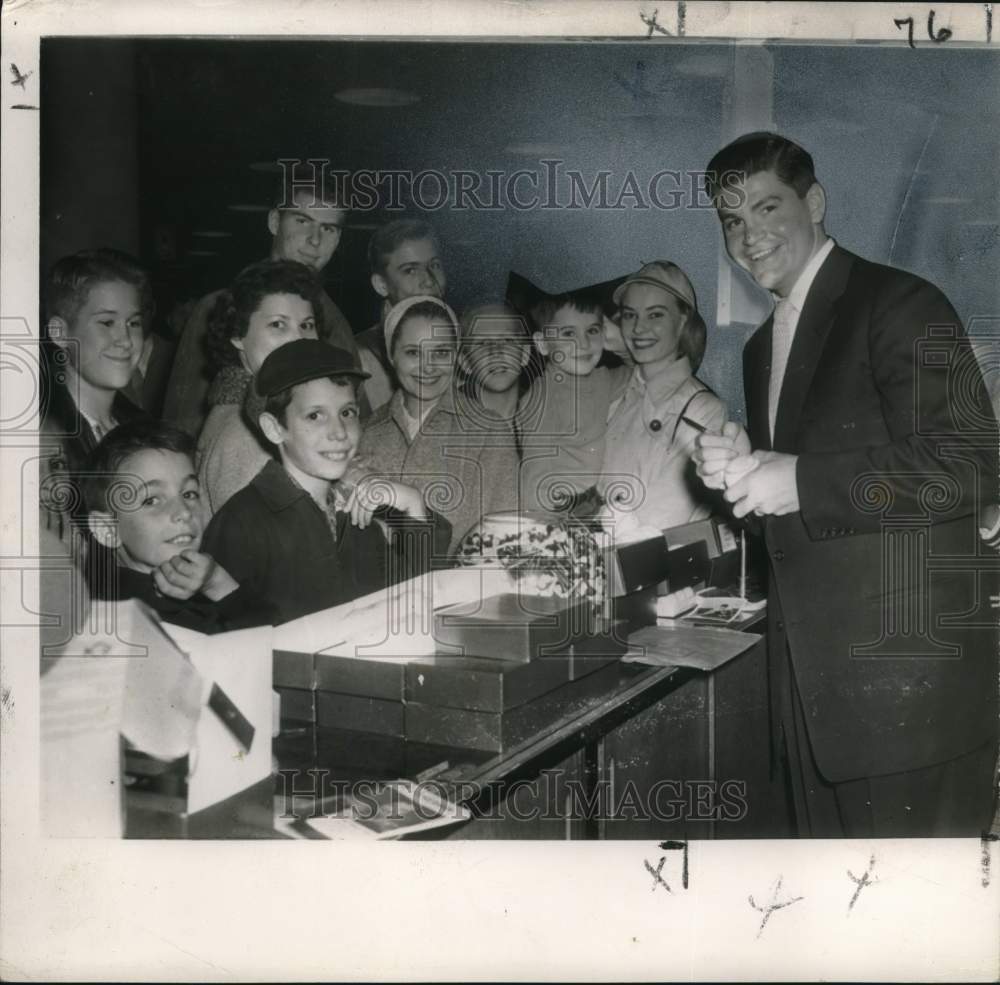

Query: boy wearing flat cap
left=202, top=340, right=450, bottom=624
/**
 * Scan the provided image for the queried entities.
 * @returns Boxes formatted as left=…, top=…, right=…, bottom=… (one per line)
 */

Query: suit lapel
left=772, top=246, right=855, bottom=452
left=745, top=324, right=773, bottom=451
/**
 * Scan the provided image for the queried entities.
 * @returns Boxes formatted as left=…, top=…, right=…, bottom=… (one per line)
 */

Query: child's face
left=113, top=449, right=205, bottom=573
left=56, top=280, right=144, bottom=392
left=232, top=292, right=317, bottom=374
left=536, top=305, right=604, bottom=377
left=619, top=283, right=686, bottom=367
left=272, top=378, right=361, bottom=483
left=268, top=188, right=346, bottom=272
left=391, top=315, right=456, bottom=404
left=373, top=238, right=446, bottom=304
left=460, top=317, right=529, bottom=395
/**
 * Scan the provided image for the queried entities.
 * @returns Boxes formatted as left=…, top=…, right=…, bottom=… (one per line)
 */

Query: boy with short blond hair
left=40, top=249, right=152, bottom=545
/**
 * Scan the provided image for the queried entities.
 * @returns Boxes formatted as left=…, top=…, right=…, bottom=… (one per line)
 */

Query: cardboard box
left=432, top=594, right=596, bottom=663
left=664, top=540, right=711, bottom=591
left=603, top=534, right=671, bottom=597
left=316, top=691, right=405, bottom=738
left=405, top=661, right=620, bottom=753
left=405, top=653, right=571, bottom=713
left=273, top=648, right=315, bottom=689
left=275, top=686, right=316, bottom=725
left=608, top=585, right=658, bottom=633
left=664, top=518, right=721, bottom=557
left=314, top=652, right=408, bottom=701
left=665, top=518, right=743, bottom=589
left=569, top=617, right=629, bottom=681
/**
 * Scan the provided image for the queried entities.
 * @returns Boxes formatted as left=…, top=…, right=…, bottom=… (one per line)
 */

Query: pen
left=681, top=415, right=708, bottom=433
left=739, top=529, right=747, bottom=600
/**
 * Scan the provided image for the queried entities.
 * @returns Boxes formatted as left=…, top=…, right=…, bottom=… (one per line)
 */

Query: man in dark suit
left=694, top=132, right=998, bottom=837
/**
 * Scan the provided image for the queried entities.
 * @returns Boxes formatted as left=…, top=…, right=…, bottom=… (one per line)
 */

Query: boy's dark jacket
left=39, top=367, right=146, bottom=543
left=84, top=541, right=276, bottom=634
left=201, top=460, right=452, bottom=624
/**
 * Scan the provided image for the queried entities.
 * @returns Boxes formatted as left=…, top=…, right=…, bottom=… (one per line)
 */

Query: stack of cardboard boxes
left=271, top=527, right=691, bottom=754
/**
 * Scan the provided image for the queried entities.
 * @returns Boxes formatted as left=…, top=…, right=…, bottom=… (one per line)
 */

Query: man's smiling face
left=268, top=188, right=346, bottom=272
left=717, top=169, right=826, bottom=298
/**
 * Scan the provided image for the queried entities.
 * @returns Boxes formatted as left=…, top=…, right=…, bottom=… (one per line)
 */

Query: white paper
left=162, top=621, right=273, bottom=815
left=40, top=654, right=127, bottom=838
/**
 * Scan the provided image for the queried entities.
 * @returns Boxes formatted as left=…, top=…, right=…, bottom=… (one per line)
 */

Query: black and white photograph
left=2, top=1, right=999, bottom=979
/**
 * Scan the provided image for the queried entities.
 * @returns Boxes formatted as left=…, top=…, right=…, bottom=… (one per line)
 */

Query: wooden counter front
left=271, top=633, right=790, bottom=840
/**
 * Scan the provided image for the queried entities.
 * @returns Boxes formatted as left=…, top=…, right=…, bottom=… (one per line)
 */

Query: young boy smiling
left=83, top=420, right=270, bottom=632
left=519, top=290, right=629, bottom=515
left=202, top=339, right=449, bottom=624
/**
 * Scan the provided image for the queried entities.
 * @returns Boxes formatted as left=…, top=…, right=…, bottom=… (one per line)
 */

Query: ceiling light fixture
left=334, top=88, right=420, bottom=107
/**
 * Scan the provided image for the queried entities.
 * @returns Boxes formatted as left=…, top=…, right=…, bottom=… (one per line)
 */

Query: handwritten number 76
left=895, top=11, right=953, bottom=48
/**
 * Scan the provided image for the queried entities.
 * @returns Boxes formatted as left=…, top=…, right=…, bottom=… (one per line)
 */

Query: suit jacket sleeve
left=795, top=273, right=998, bottom=538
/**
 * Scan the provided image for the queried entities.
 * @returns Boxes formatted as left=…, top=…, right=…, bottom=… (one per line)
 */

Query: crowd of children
left=40, top=175, right=727, bottom=629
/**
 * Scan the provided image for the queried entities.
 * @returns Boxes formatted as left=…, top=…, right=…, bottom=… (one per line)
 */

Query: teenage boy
left=202, top=340, right=450, bottom=624
left=694, top=131, right=998, bottom=838
left=40, top=249, right=151, bottom=545
left=82, top=419, right=272, bottom=632
left=163, top=166, right=364, bottom=438
left=354, top=219, right=447, bottom=410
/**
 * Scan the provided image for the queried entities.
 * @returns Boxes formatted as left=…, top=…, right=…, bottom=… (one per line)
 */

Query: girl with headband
left=356, top=295, right=520, bottom=554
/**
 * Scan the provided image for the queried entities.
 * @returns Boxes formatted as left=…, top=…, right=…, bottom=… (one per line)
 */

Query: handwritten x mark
left=10, top=64, right=32, bottom=90
left=639, top=9, right=673, bottom=38
left=749, top=875, right=804, bottom=938
left=644, top=856, right=671, bottom=893
left=847, top=854, right=878, bottom=914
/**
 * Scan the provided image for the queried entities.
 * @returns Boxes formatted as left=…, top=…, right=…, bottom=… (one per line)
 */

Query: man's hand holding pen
left=692, top=421, right=800, bottom=519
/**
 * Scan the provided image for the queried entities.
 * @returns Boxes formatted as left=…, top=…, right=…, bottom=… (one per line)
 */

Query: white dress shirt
left=768, top=236, right=835, bottom=441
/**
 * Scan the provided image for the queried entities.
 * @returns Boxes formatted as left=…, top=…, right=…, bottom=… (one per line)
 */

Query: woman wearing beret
left=599, top=261, right=727, bottom=532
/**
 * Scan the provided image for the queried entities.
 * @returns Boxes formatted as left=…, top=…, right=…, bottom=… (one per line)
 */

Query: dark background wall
left=40, top=39, right=1000, bottom=420
left=40, top=40, right=140, bottom=278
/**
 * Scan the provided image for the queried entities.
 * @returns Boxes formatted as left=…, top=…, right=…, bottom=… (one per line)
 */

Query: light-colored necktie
left=768, top=298, right=796, bottom=441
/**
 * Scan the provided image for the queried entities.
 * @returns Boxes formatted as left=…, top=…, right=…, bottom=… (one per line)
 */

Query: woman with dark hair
left=196, top=259, right=327, bottom=514
left=599, top=260, right=727, bottom=532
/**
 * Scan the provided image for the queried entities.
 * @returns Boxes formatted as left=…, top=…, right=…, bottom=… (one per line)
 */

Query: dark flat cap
left=255, top=339, right=370, bottom=397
